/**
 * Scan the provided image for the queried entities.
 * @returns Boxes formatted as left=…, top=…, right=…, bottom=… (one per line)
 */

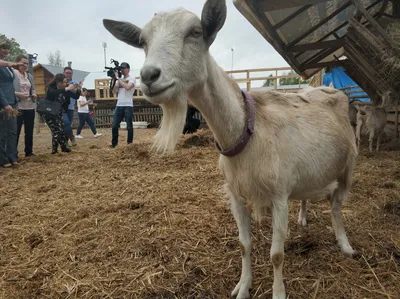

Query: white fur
left=103, top=1, right=358, bottom=298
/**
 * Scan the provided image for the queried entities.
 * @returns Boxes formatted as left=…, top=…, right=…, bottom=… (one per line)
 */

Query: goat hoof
left=342, top=248, right=358, bottom=258
left=231, top=280, right=251, bottom=299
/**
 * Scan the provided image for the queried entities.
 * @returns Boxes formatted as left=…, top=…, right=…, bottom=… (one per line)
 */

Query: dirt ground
left=0, top=127, right=399, bottom=299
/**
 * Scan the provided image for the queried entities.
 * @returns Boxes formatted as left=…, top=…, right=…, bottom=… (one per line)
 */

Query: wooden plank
left=387, top=113, right=400, bottom=124
left=273, top=4, right=313, bottom=29
left=304, top=60, right=347, bottom=69
left=286, top=1, right=352, bottom=48
left=258, top=0, right=329, bottom=11
left=350, top=0, right=395, bottom=47
left=288, top=39, right=345, bottom=53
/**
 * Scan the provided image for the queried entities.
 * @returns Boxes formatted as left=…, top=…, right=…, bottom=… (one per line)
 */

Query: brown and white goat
left=103, top=1, right=358, bottom=298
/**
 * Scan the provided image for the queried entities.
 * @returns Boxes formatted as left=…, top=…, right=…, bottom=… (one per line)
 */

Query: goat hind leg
left=329, top=186, right=356, bottom=257
left=230, top=196, right=252, bottom=299
left=271, top=201, right=288, bottom=299
left=297, top=199, right=307, bottom=227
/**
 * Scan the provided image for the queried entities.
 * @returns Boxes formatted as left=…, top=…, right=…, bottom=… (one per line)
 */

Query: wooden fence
left=94, top=67, right=304, bottom=101
left=86, top=67, right=305, bottom=129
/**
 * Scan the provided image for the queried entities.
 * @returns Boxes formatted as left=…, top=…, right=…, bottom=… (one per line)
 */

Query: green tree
left=263, top=74, right=275, bottom=87
left=280, top=70, right=311, bottom=86
left=47, top=50, right=65, bottom=67
left=0, top=33, right=27, bottom=62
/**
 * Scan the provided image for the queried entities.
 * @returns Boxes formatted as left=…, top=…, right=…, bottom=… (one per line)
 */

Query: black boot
left=62, top=147, right=71, bottom=153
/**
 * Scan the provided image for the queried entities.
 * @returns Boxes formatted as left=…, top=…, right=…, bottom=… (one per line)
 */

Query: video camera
left=105, top=58, right=122, bottom=79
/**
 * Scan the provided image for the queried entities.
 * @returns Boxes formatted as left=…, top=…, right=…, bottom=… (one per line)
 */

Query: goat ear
left=201, top=0, right=227, bottom=47
left=103, top=19, right=143, bottom=49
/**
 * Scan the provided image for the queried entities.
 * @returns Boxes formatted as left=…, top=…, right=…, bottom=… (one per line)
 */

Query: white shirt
left=116, top=75, right=136, bottom=107
left=77, top=96, right=90, bottom=113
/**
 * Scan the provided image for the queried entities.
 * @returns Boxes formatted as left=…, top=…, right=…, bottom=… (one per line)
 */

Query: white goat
left=355, top=104, right=387, bottom=152
left=103, top=1, right=358, bottom=298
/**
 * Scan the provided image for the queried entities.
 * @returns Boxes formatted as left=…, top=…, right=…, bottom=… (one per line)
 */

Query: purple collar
left=215, top=90, right=256, bottom=157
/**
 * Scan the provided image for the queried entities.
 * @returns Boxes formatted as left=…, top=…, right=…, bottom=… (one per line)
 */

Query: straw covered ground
left=0, top=127, right=399, bottom=299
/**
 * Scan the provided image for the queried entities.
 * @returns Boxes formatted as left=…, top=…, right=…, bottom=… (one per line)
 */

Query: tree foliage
left=0, top=33, right=27, bottom=62
left=263, top=70, right=311, bottom=87
left=47, top=50, right=65, bottom=67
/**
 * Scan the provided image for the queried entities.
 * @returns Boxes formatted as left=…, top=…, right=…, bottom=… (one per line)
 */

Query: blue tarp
left=323, top=66, right=370, bottom=102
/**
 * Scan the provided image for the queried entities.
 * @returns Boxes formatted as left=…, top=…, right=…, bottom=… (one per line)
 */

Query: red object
left=90, top=111, right=94, bottom=116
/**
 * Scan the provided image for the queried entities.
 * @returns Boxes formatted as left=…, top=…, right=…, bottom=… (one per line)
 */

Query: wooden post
left=274, top=70, right=278, bottom=90
left=246, top=71, right=250, bottom=91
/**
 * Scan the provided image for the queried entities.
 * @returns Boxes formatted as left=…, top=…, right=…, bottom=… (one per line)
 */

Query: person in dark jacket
left=0, top=38, right=19, bottom=168
left=183, top=104, right=201, bottom=134
left=43, top=73, right=81, bottom=154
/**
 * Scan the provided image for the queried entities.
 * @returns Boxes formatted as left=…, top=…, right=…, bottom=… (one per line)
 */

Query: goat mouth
left=145, top=83, right=175, bottom=97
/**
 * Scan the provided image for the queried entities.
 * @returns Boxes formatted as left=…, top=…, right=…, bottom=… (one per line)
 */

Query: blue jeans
left=76, top=113, right=97, bottom=135
left=112, top=106, right=133, bottom=146
left=62, top=109, right=74, bottom=138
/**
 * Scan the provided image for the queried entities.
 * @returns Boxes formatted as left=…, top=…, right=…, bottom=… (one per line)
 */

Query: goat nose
left=140, top=66, right=161, bottom=86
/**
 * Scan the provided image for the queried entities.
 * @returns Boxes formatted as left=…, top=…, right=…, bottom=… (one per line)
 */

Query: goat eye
left=191, top=28, right=202, bottom=38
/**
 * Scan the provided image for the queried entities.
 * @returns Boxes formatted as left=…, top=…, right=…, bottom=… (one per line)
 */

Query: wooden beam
left=258, top=0, right=329, bottom=11
left=288, top=39, right=345, bottom=53
left=286, top=1, right=352, bottom=49
left=304, top=59, right=348, bottom=69
left=293, top=0, right=381, bottom=58
left=350, top=0, right=394, bottom=47
left=273, top=5, right=312, bottom=29
left=299, top=43, right=343, bottom=71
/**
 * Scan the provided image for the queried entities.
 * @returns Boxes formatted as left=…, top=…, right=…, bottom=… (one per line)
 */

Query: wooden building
left=234, top=0, right=399, bottom=139
left=32, top=64, right=90, bottom=98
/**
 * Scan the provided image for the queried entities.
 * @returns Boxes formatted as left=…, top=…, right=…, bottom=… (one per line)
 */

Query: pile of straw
left=0, top=128, right=399, bottom=298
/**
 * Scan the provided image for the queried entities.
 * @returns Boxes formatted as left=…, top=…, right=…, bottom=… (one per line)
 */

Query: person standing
left=63, top=67, right=78, bottom=146
left=75, top=88, right=102, bottom=138
left=42, top=74, right=81, bottom=154
left=13, top=55, right=37, bottom=157
left=0, top=37, right=18, bottom=168
left=110, top=62, right=136, bottom=148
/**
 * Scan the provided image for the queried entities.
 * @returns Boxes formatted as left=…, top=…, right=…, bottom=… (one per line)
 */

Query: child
left=75, top=88, right=102, bottom=138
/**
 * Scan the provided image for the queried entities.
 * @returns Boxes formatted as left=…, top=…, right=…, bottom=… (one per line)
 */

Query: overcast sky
left=1, top=0, right=288, bottom=80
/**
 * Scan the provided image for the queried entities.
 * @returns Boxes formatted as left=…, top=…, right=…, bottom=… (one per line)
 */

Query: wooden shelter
left=32, top=64, right=90, bottom=98
left=234, top=0, right=399, bottom=138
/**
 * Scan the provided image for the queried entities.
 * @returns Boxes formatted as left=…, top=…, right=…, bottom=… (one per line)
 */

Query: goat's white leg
left=368, top=130, right=375, bottom=152
left=230, top=197, right=252, bottom=299
left=376, top=131, right=383, bottom=152
left=356, top=122, right=362, bottom=149
left=271, top=201, right=288, bottom=299
left=297, top=199, right=307, bottom=227
left=329, top=180, right=356, bottom=257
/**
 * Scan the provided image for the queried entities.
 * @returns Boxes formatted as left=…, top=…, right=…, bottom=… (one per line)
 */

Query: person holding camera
left=43, top=74, right=81, bottom=154
left=63, top=67, right=78, bottom=147
left=110, top=62, right=136, bottom=148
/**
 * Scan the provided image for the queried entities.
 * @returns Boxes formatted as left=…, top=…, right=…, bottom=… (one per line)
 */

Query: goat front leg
left=297, top=199, right=307, bottom=227
left=230, top=197, right=252, bottom=299
left=376, top=131, right=383, bottom=152
left=355, top=122, right=362, bottom=149
left=368, top=130, right=375, bottom=152
left=271, top=200, right=288, bottom=299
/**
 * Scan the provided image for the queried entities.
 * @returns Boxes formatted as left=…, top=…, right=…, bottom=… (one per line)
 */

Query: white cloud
left=1, top=0, right=288, bottom=79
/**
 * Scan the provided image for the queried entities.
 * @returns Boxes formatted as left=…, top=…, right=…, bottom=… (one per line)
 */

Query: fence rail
left=88, top=67, right=306, bottom=129
left=94, top=67, right=305, bottom=101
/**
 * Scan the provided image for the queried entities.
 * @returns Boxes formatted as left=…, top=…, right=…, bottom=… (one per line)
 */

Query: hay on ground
left=0, top=127, right=399, bottom=298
